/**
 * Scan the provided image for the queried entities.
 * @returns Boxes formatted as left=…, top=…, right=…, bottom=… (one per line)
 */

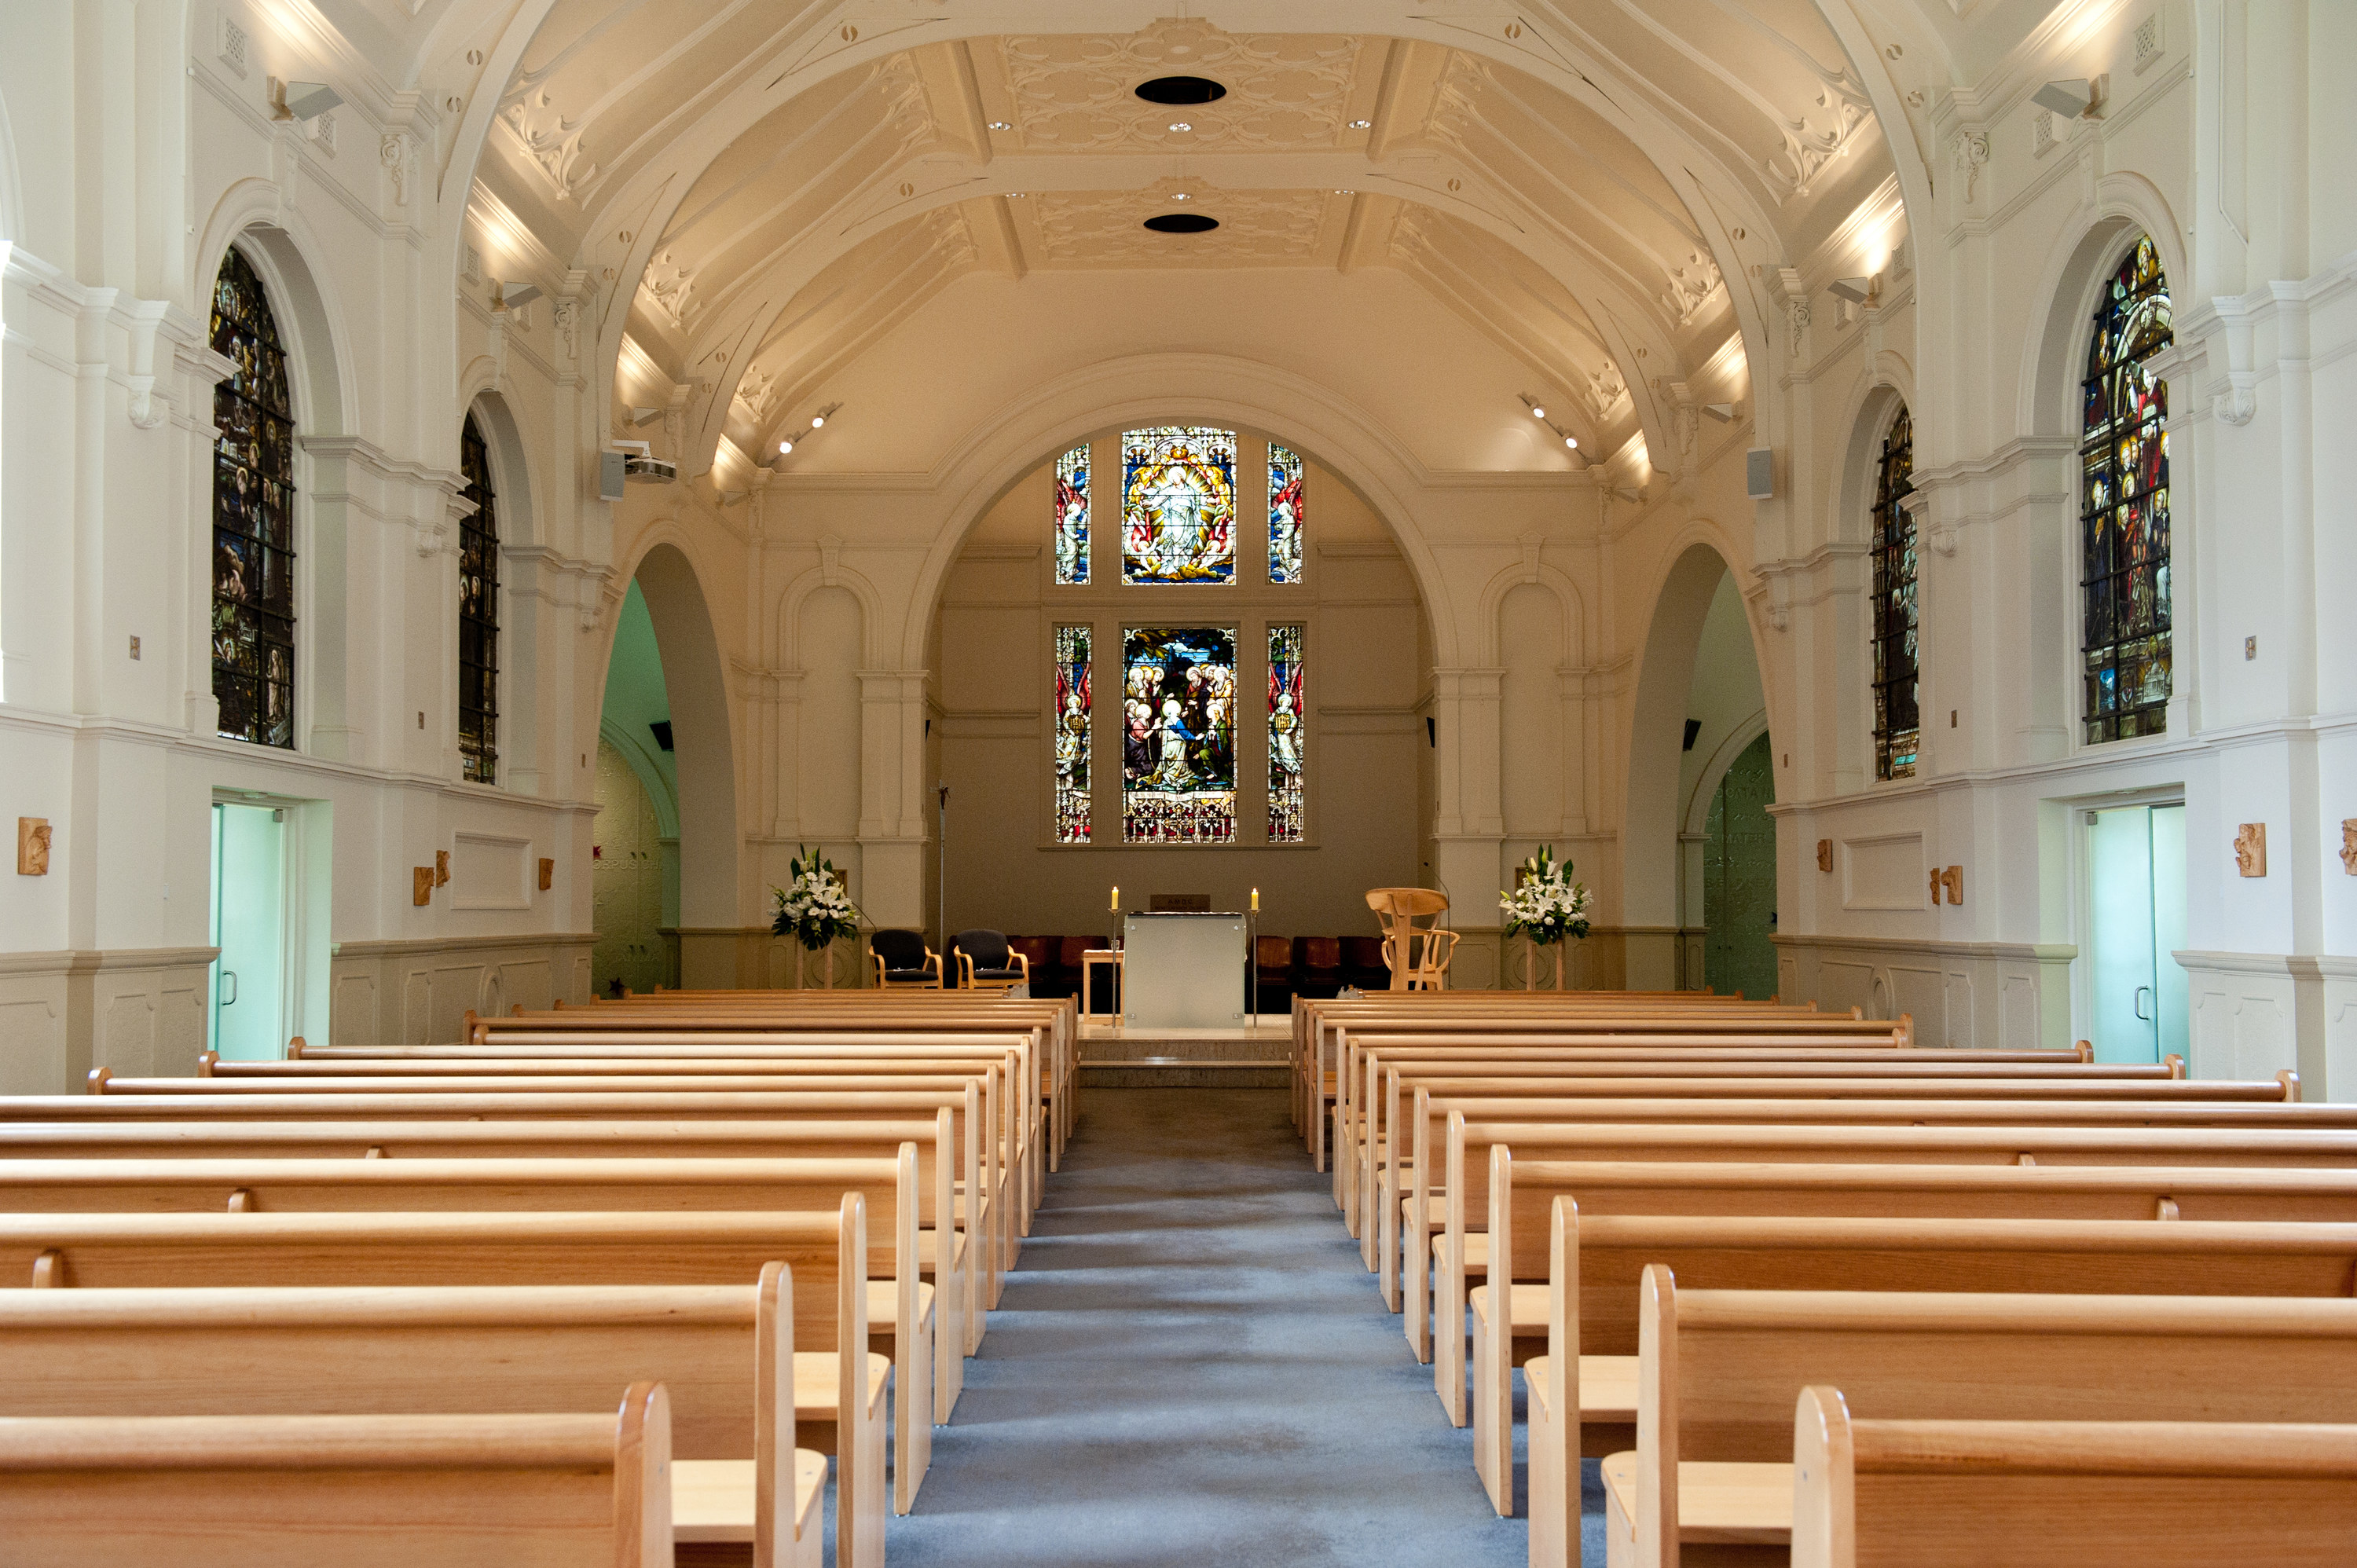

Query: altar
left=1120, top=910, right=1250, bottom=1030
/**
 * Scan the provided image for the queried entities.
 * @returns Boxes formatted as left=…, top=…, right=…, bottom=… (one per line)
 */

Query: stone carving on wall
left=2343, top=819, right=2357, bottom=875
left=499, top=85, right=599, bottom=199
left=1816, top=838, right=1832, bottom=873
left=2234, top=822, right=2267, bottom=878
left=16, top=818, right=50, bottom=876
left=1949, top=130, right=1991, bottom=203
left=379, top=132, right=411, bottom=207
left=1001, top=23, right=1364, bottom=152
left=1583, top=360, right=1629, bottom=422
left=1660, top=251, right=1724, bottom=325
left=639, top=249, right=698, bottom=330
left=1941, top=865, right=1963, bottom=905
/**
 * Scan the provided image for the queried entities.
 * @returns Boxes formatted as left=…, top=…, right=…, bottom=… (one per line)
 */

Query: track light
left=778, top=438, right=794, bottom=455
left=1530, top=405, right=1546, bottom=420
left=1564, top=435, right=1578, bottom=449
left=810, top=415, right=826, bottom=430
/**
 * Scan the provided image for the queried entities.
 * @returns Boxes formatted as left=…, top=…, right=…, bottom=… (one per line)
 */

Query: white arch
left=776, top=559, right=885, bottom=672
left=893, top=351, right=1479, bottom=668
left=1475, top=559, right=1588, bottom=669
left=2014, top=171, right=2187, bottom=441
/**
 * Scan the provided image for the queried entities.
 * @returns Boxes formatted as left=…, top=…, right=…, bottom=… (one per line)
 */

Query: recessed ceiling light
left=1333, top=189, right=1355, bottom=195
left=988, top=121, right=1011, bottom=130
left=1135, top=75, right=1227, bottom=106
left=1168, top=121, right=1192, bottom=132
left=1349, top=119, right=1372, bottom=129
left=1171, top=192, right=1189, bottom=201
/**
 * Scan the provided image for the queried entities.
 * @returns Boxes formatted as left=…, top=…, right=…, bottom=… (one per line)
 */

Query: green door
left=2084, top=803, right=2188, bottom=1065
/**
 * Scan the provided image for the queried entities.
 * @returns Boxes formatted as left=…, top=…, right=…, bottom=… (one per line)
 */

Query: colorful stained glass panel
left=209, top=247, right=298, bottom=749
left=1869, top=406, right=1918, bottom=781
left=1054, top=444, right=1090, bottom=584
left=1267, top=443, right=1305, bottom=584
left=1121, top=627, right=1237, bottom=843
left=458, top=413, right=501, bottom=784
left=2079, top=235, right=2172, bottom=745
left=1054, top=625, right=1092, bottom=843
left=1122, top=427, right=1236, bottom=584
left=1267, top=625, right=1305, bottom=842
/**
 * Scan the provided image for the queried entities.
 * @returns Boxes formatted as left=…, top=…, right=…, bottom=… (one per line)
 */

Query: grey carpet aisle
left=852, top=1085, right=1602, bottom=1567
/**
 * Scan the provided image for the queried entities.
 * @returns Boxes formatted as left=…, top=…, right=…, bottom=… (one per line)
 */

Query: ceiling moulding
left=996, top=21, right=1369, bottom=156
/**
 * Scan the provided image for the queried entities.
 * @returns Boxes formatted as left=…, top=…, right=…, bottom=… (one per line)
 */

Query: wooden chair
left=1255, top=936, right=1298, bottom=1012
left=1296, top=937, right=1345, bottom=999
left=867, top=929, right=941, bottom=990
left=1791, top=1390, right=2357, bottom=1568
left=0, top=1384, right=677, bottom=1568
left=950, top=929, right=1028, bottom=992
left=1365, top=888, right=1458, bottom=989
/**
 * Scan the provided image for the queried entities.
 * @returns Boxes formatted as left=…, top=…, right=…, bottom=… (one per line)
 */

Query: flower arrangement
left=772, top=845, right=862, bottom=953
left=1500, top=845, right=1592, bottom=947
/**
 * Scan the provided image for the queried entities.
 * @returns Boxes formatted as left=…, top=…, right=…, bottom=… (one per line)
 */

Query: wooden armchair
left=1365, top=887, right=1457, bottom=989
left=951, top=929, right=1029, bottom=992
left=868, top=929, right=943, bottom=990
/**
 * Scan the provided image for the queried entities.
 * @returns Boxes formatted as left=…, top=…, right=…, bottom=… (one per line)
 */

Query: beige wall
left=932, top=438, right=1426, bottom=944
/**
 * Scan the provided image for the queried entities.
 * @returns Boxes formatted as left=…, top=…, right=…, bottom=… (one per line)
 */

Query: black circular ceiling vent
left=1144, top=213, right=1219, bottom=234
left=1135, top=75, right=1227, bottom=105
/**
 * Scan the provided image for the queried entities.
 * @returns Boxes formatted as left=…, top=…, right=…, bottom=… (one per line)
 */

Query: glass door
left=2084, top=802, right=2188, bottom=1064
left=210, top=801, right=288, bottom=1061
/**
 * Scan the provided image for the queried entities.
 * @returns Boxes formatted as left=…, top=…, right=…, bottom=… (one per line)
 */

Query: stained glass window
left=1054, top=444, right=1090, bottom=584
left=1869, top=405, right=1918, bottom=781
left=459, top=413, right=501, bottom=785
left=1054, top=625, right=1092, bottom=843
left=209, top=247, right=298, bottom=749
left=1122, top=427, right=1235, bottom=584
left=2080, top=235, right=2172, bottom=745
left=1121, top=627, right=1237, bottom=843
left=1267, top=625, right=1305, bottom=841
left=1267, top=443, right=1305, bottom=584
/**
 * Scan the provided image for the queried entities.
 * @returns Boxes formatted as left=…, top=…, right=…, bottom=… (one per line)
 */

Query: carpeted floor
left=849, top=1086, right=1603, bottom=1567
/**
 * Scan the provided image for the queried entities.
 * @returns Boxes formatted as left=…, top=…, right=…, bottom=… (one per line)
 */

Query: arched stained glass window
left=1267, top=444, right=1305, bottom=583
left=208, top=247, right=298, bottom=749
left=1266, top=624, right=1305, bottom=841
left=2080, top=235, right=2172, bottom=745
left=1869, top=405, right=1918, bottom=780
left=1122, top=626, right=1237, bottom=842
left=1123, top=427, right=1235, bottom=584
left=1054, top=624, right=1091, bottom=842
left=1054, top=445, right=1090, bottom=584
left=458, top=413, right=501, bottom=784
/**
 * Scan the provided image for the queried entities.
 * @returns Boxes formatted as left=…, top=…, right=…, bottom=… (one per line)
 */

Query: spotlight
left=1564, top=435, right=1578, bottom=449
left=497, top=280, right=542, bottom=310
left=629, top=407, right=663, bottom=428
left=810, top=414, right=826, bottom=429
left=1828, top=276, right=1875, bottom=305
left=778, top=438, right=794, bottom=454
left=1530, top=405, right=1546, bottom=420
left=2032, top=77, right=2098, bottom=119
left=273, top=79, right=343, bottom=122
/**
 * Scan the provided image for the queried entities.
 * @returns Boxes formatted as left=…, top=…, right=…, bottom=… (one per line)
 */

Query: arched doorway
left=1701, top=731, right=1777, bottom=1000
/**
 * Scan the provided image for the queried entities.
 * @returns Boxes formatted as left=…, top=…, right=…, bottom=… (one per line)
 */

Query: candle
left=1111, top=885, right=1119, bottom=911
left=1251, top=887, right=1259, bottom=911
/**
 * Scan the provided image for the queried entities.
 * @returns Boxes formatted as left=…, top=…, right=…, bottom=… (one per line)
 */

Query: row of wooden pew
left=1289, top=989, right=2357, bottom=1566
left=0, top=987, right=1077, bottom=1568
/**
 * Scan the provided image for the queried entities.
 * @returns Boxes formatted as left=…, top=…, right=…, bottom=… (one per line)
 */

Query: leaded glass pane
left=1869, top=405, right=1918, bottom=780
left=1054, top=444, right=1090, bottom=584
left=2080, top=235, right=2172, bottom=745
left=209, top=247, right=297, bottom=749
left=1121, top=627, right=1236, bottom=843
left=458, top=413, right=501, bottom=785
left=1122, top=427, right=1236, bottom=584
left=1267, top=443, right=1305, bottom=584
left=1054, top=625, right=1092, bottom=843
left=1267, top=625, right=1305, bottom=841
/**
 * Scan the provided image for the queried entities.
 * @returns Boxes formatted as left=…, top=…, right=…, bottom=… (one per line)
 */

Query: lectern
left=1120, top=910, right=1248, bottom=1028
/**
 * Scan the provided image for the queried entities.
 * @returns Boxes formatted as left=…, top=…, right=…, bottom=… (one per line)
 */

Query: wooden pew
left=1480, top=1156, right=2357, bottom=1526
left=0, top=1383, right=676, bottom=1568
left=1410, top=1085, right=2338, bottom=1372
left=1612, top=1281, right=2357, bottom=1568
left=0, top=1152, right=944, bottom=1513
left=0, top=1087, right=1013, bottom=1308
left=0, top=1112, right=982, bottom=1362
left=0, top=1205, right=889, bottom=1567
left=1789, top=1391, right=2357, bottom=1568
left=0, top=1277, right=825, bottom=1568
left=1516, top=1207, right=2357, bottom=1568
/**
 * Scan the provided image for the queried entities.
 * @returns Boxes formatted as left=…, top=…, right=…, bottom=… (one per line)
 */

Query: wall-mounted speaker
left=1745, top=447, right=1774, bottom=500
left=598, top=450, right=627, bottom=501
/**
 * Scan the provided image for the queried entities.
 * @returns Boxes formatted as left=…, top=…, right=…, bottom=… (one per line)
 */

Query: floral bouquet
left=1500, top=845, right=1592, bottom=947
left=772, top=844, right=862, bottom=953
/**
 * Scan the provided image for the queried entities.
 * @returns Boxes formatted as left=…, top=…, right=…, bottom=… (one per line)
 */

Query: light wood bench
left=1519, top=1207, right=2357, bottom=1567
left=0, top=1276, right=828, bottom=1567
left=0, top=1383, right=679, bottom=1568
left=1483, top=1160, right=2357, bottom=1536
left=0, top=1203, right=890, bottom=1564
left=1, top=1085, right=1014, bottom=1308
left=1407, top=1084, right=2336, bottom=1372
left=0, top=1151, right=944, bottom=1512
left=1607, top=1279, right=2357, bottom=1568
left=1789, top=1390, right=2357, bottom=1568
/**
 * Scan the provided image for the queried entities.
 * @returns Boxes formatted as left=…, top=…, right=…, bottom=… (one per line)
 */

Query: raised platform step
left=1078, top=1021, right=1291, bottom=1088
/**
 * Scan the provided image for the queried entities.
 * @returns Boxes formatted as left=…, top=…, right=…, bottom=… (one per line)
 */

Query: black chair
left=1255, top=936, right=1297, bottom=1013
left=1341, top=936, right=1392, bottom=993
left=1296, top=936, right=1344, bottom=999
left=951, top=929, right=1028, bottom=992
left=868, top=929, right=941, bottom=990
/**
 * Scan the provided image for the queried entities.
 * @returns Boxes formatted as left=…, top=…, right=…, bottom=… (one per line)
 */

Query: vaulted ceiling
left=413, top=1, right=1919, bottom=482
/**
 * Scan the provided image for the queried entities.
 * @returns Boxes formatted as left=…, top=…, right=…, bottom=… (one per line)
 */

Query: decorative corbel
left=1949, top=130, right=1990, bottom=203
left=581, top=567, right=620, bottom=634
left=1900, top=489, right=1949, bottom=556
left=1519, top=533, right=1542, bottom=584
left=117, top=299, right=176, bottom=430
left=378, top=132, right=412, bottom=208
left=1666, top=380, right=1698, bottom=459
left=819, top=534, right=843, bottom=587
left=2209, top=295, right=2257, bottom=427
left=1773, top=268, right=1811, bottom=359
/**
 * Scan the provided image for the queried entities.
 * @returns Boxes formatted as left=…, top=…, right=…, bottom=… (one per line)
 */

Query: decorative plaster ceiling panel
left=1023, top=181, right=1336, bottom=268
left=1000, top=21, right=1368, bottom=152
